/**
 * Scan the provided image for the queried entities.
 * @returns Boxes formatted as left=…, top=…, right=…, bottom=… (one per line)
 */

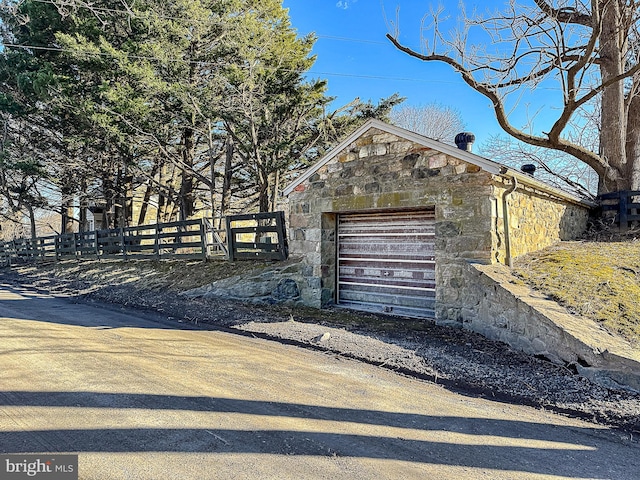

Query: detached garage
left=337, top=210, right=436, bottom=318
left=282, top=119, right=591, bottom=325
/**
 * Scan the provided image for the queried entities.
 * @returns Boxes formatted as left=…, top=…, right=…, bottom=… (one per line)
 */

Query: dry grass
left=512, top=241, right=640, bottom=346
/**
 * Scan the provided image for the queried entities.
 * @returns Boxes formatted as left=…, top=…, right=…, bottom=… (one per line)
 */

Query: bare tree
left=481, top=92, right=602, bottom=198
left=386, top=1, right=640, bottom=194
left=480, top=134, right=599, bottom=198
left=389, top=103, right=466, bottom=144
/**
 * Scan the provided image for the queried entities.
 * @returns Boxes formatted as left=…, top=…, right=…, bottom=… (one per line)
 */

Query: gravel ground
left=2, top=264, right=640, bottom=436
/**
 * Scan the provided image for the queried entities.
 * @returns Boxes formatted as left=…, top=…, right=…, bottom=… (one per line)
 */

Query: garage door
left=337, top=210, right=436, bottom=318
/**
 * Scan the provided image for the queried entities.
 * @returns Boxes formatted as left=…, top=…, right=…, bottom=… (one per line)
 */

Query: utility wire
left=0, top=42, right=563, bottom=89
left=0, top=42, right=463, bottom=84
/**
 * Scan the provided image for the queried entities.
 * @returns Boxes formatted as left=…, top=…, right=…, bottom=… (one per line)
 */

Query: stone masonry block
left=304, top=228, right=322, bottom=242
left=335, top=184, right=354, bottom=196
left=389, top=141, right=415, bottom=154
left=327, top=162, right=342, bottom=173
left=428, top=154, right=448, bottom=169
left=359, top=144, right=387, bottom=158
left=372, top=133, right=398, bottom=143
left=338, top=152, right=357, bottom=163
left=355, top=136, right=373, bottom=147
left=289, top=214, right=310, bottom=228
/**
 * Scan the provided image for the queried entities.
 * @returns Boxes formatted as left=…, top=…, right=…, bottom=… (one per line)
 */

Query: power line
left=315, top=35, right=388, bottom=45
left=1, top=42, right=463, bottom=84
left=307, top=69, right=457, bottom=84
left=29, top=0, right=214, bottom=23
left=2, top=42, right=173, bottom=62
left=2, top=42, right=564, bottom=88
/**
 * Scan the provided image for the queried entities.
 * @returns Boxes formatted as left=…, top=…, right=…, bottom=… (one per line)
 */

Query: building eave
left=499, top=167, right=597, bottom=208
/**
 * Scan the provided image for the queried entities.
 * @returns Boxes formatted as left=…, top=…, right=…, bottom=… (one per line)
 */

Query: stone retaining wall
left=183, top=259, right=307, bottom=306
left=462, top=262, right=640, bottom=392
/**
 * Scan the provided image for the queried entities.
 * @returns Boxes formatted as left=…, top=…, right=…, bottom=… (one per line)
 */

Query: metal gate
left=337, top=210, right=436, bottom=318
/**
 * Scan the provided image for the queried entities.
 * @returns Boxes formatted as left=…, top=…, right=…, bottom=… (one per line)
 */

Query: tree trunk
left=116, top=172, right=133, bottom=228
left=27, top=204, right=36, bottom=239
left=103, top=198, right=114, bottom=230
left=137, top=160, right=160, bottom=226
left=257, top=168, right=269, bottom=213
left=598, top=1, right=628, bottom=193
left=271, top=169, right=280, bottom=213
left=207, top=118, right=216, bottom=219
left=60, top=186, right=75, bottom=233
left=158, top=162, right=177, bottom=223
left=156, top=193, right=164, bottom=224
left=102, top=175, right=115, bottom=229
left=179, top=126, right=196, bottom=221
left=220, top=134, right=234, bottom=227
left=626, top=91, right=640, bottom=191
left=79, top=202, right=87, bottom=232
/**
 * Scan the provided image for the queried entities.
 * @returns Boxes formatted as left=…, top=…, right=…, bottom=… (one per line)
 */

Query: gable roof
left=282, top=119, right=594, bottom=207
left=283, top=119, right=502, bottom=196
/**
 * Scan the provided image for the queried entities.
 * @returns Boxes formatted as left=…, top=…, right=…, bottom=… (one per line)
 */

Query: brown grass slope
left=512, top=241, right=640, bottom=346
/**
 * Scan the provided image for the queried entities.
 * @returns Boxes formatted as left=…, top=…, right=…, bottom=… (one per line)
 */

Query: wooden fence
left=598, top=190, right=640, bottom=230
left=0, top=219, right=212, bottom=265
left=226, top=211, right=288, bottom=261
left=0, top=212, right=288, bottom=266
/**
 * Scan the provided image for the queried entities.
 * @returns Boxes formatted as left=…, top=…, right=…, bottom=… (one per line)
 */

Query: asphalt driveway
left=0, top=282, right=638, bottom=480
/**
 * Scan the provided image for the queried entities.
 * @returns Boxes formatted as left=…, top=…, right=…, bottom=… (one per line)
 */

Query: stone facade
left=283, top=120, right=592, bottom=325
left=491, top=178, right=591, bottom=264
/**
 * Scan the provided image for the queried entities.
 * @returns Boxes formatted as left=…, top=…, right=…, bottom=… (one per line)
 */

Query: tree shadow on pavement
left=0, top=390, right=635, bottom=479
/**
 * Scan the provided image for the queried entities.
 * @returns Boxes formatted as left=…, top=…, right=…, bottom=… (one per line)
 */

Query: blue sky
left=282, top=0, right=529, bottom=147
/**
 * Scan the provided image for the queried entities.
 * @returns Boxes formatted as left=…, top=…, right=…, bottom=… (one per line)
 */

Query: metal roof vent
left=454, top=132, right=475, bottom=152
left=520, top=164, right=536, bottom=176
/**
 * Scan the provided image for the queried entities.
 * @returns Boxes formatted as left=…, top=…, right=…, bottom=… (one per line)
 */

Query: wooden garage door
left=337, top=210, right=436, bottom=318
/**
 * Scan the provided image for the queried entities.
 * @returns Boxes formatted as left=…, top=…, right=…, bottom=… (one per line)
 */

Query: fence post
left=199, top=219, right=207, bottom=260
left=275, top=211, right=288, bottom=260
left=225, top=216, right=235, bottom=261
left=120, top=227, right=126, bottom=259
left=152, top=224, right=159, bottom=259
left=72, top=233, right=78, bottom=259
left=619, top=191, right=629, bottom=231
left=94, top=230, right=99, bottom=258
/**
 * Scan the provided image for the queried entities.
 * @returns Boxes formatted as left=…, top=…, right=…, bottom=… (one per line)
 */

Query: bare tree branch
left=386, top=0, right=640, bottom=192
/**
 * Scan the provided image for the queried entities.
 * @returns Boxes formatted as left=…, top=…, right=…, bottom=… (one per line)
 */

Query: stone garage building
left=282, top=119, right=592, bottom=325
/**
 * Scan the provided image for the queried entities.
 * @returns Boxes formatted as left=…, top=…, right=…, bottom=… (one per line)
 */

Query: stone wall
left=184, top=259, right=308, bottom=306
left=461, top=262, right=640, bottom=392
left=491, top=178, right=590, bottom=264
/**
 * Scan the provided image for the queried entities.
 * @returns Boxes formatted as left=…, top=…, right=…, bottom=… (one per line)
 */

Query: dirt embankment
left=2, top=259, right=640, bottom=436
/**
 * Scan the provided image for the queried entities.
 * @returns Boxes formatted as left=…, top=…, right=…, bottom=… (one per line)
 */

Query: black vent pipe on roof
left=454, top=132, right=475, bottom=152
left=521, top=164, right=536, bottom=176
